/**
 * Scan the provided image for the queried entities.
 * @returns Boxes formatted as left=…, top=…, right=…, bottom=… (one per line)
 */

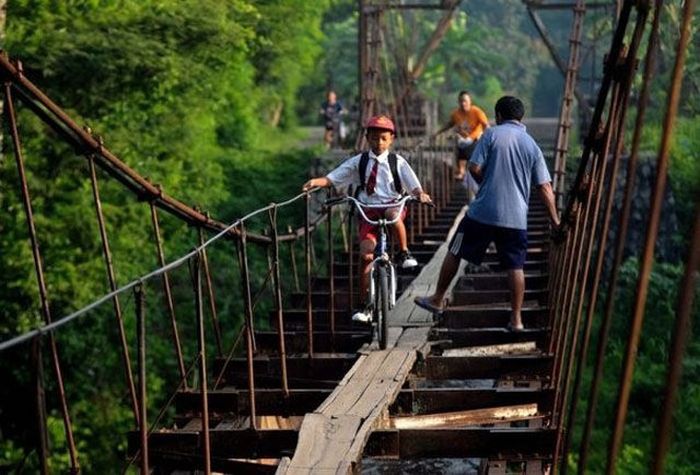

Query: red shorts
left=358, top=207, right=407, bottom=243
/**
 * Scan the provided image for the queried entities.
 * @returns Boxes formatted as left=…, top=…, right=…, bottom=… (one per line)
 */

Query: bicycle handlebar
left=325, top=195, right=434, bottom=226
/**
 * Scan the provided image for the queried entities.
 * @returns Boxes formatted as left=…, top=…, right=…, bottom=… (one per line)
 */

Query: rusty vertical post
left=358, top=0, right=366, bottom=138
left=651, top=206, right=700, bottom=475
left=134, top=284, right=148, bottom=475
left=552, top=0, right=585, bottom=211
left=443, top=160, right=449, bottom=209
left=606, top=1, right=694, bottom=471
left=417, top=156, right=425, bottom=236
left=327, top=205, right=336, bottom=350
left=430, top=159, right=436, bottom=222
left=435, top=150, right=443, bottom=212
left=409, top=196, right=416, bottom=245
left=237, top=225, right=258, bottom=429
left=556, top=75, right=631, bottom=471
left=563, top=28, right=649, bottom=471
left=4, top=82, right=80, bottom=472
left=268, top=207, right=289, bottom=397
left=88, top=155, right=140, bottom=423
left=288, top=225, right=301, bottom=293
left=548, top=200, right=581, bottom=356
left=198, top=228, right=224, bottom=357
left=149, top=202, right=187, bottom=387
left=192, top=253, right=212, bottom=473
left=578, top=2, right=663, bottom=469
left=32, top=337, right=49, bottom=475
left=348, top=208, right=355, bottom=313
left=559, top=0, right=632, bottom=225
left=341, top=212, right=349, bottom=253
left=556, top=76, right=624, bottom=384
left=304, top=192, right=314, bottom=357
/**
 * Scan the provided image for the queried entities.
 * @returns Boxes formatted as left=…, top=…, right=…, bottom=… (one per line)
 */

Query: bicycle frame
left=327, top=195, right=413, bottom=309
left=367, top=219, right=397, bottom=308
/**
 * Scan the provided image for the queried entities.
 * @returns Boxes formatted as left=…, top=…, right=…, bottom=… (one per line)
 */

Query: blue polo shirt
left=467, top=121, right=551, bottom=230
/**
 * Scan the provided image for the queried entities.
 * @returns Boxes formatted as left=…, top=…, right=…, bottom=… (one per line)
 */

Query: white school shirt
left=326, top=150, right=422, bottom=204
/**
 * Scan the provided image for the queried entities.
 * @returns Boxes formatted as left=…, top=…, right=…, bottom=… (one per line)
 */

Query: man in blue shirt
left=415, top=96, right=559, bottom=330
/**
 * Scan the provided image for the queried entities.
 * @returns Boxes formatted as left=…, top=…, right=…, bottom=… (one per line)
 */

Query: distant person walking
left=416, top=96, right=559, bottom=331
left=433, top=91, right=490, bottom=199
left=320, top=90, right=345, bottom=148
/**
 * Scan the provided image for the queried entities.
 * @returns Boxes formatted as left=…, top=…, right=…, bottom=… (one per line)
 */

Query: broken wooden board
left=442, top=341, right=538, bottom=357
left=386, top=403, right=539, bottom=429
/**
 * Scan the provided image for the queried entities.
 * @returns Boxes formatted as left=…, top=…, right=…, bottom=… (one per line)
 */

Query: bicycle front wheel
left=376, top=266, right=390, bottom=350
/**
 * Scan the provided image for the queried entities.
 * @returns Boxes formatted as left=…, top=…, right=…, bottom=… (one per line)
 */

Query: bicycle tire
left=377, top=266, right=390, bottom=350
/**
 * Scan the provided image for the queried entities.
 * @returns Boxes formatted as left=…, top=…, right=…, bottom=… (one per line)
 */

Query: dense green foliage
left=0, top=0, right=327, bottom=471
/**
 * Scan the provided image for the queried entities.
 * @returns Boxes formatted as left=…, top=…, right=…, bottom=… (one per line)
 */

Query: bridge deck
left=122, top=131, right=555, bottom=473
left=278, top=206, right=466, bottom=473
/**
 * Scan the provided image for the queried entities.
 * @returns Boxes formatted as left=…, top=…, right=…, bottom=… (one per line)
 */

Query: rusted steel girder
left=560, top=52, right=636, bottom=473
left=365, top=427, right=556, bottom=459
left=198, top=228, right=224, bottom=357
left=576, top=2, right=662, bottom=469
left=191, top=253, right=212, bottom=474
left=4, top=83, right=80, bottom=472
left=268, top=207, right=290, bottom=397
left=149, top=202, right=188, bottom=386
left=235, top=224, right=258, bottom=430
left=88, top=155, right=141, bottom=425
left=561, top=10, right=655, bottom=472
left=304, top=193, right=314, bottom=358
left=31, top=337, right=49, bottom=475
left=552, top=0, right=585, bottom=210
left=173, top=386, right=555, bottom=417
left=557, top=0, right=633, bottom=229
left=651, top=205, right=700, bottom=475
left=135, top=284, right=149, bottom=475
left=326, top=205, right=337, bottom=350
left=0, top=54, right=329, bottom=246
left=129, top=427, right=554, bottom=461
left=606, top=0, right=695, bottom=472
left=524, top=1, right=592, bottom=127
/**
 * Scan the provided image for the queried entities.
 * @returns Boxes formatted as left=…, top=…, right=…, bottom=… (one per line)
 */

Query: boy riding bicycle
left=302, top=115, right=432, bottom=323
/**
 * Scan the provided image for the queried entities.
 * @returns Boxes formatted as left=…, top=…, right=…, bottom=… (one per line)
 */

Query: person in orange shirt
left=433, top=91, right=490, bottom=193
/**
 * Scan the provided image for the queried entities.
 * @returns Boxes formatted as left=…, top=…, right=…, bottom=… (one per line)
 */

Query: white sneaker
left=351, top=309, right=373, bottom=323
left=397, top=251, right=418, bottom=269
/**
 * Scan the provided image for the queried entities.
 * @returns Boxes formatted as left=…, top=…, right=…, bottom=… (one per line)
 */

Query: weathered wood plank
left=317, top=352, right=386, bottom=416
left=391, top=206, right=468, bottom=325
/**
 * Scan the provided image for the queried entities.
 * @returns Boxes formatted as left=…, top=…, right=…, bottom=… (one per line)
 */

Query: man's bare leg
left=423, top=252, right=461, bottom=307
left=455, top=159, right=466, bottom=179
left=508, top=269, right=525, bottom=328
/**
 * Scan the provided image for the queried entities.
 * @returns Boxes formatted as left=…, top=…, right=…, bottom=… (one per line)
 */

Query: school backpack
left=357, top=151, right=404, bottom=195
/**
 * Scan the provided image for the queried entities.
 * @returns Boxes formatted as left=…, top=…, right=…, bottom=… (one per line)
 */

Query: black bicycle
left=326, top=195, right=430, bottom=349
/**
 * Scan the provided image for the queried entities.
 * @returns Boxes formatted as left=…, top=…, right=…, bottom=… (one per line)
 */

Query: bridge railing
left=546, top=1, right=697, bottom=473
left=0, top=51, right=455, bottom=472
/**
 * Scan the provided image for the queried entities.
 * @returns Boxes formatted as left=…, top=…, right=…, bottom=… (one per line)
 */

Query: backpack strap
left=358, top=152, right=370, bottom=190
left=388, top=152, right=403, bottom=194
left=357, top=151, right=404, bottom=195
left=354, top=151, right=370, bottom=198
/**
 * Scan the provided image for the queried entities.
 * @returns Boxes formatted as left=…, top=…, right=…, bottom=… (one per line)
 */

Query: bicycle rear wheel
left=377, top=266, right=390, bottom=350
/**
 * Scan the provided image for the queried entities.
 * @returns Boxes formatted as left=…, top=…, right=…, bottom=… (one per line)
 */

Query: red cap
left=365, top=115, right=395, bottom=133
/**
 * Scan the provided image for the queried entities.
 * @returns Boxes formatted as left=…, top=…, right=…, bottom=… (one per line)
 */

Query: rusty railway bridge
left=0, top=1, right=697, bottom=474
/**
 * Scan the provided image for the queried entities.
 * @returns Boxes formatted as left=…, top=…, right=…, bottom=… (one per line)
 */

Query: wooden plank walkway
left=277, top=206, right=467, bottom=474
